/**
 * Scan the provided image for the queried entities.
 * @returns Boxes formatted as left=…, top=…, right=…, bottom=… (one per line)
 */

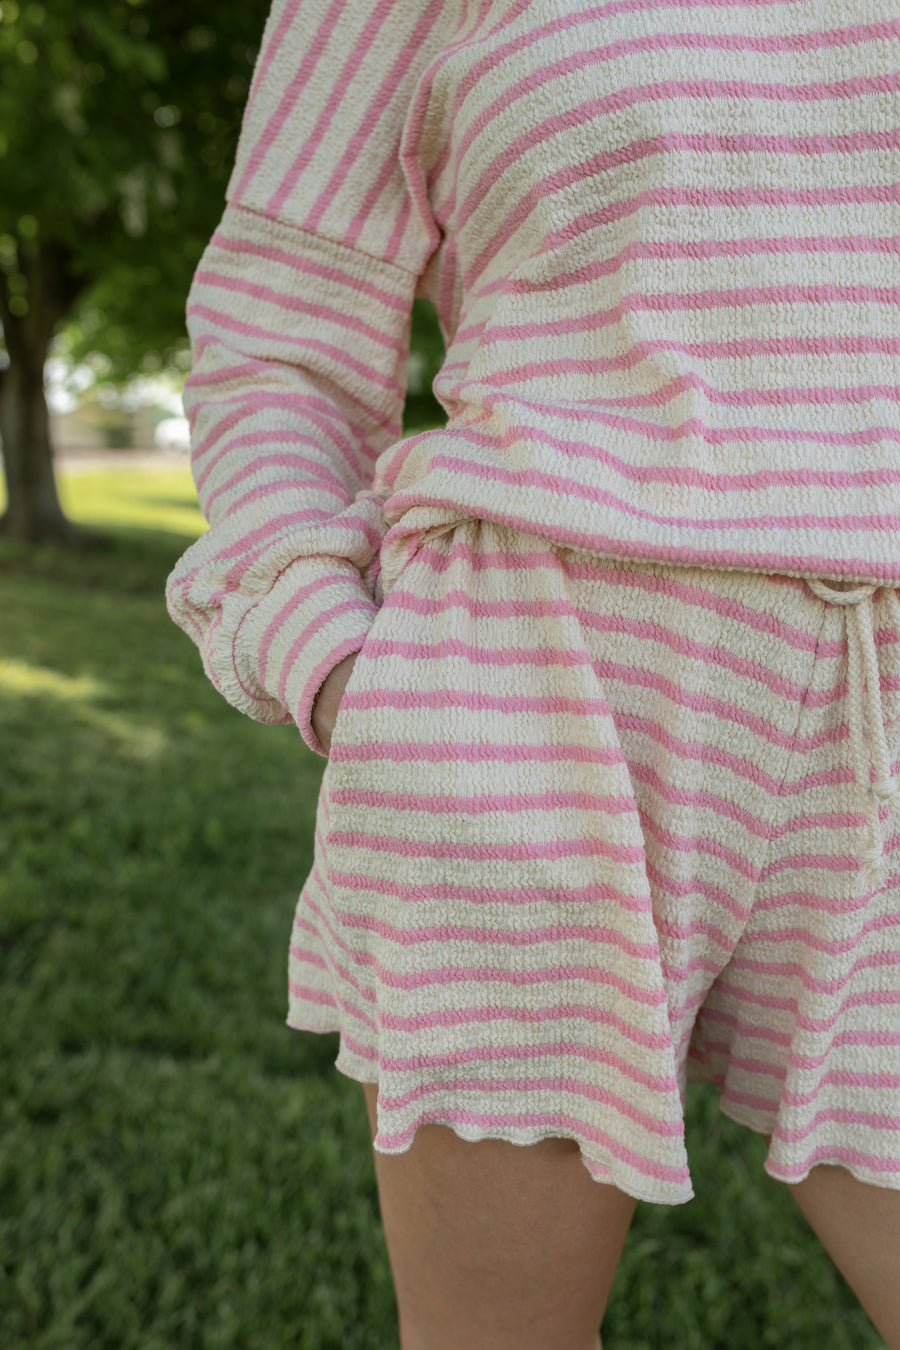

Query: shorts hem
left=716, top=1100, right=900, bottom=1193
left=286, top=1016, right=695, bottom=1207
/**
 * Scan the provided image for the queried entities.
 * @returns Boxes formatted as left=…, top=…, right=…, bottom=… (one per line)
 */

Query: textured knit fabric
left=292, top=518, right=900, bottom=1202
left=163, top=0, right=900, bottom=1196
left=165, top=0, right=900, bottom=758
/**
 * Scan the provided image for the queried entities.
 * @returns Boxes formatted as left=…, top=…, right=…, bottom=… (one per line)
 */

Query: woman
left=167, top=2, right=900, bottom=1345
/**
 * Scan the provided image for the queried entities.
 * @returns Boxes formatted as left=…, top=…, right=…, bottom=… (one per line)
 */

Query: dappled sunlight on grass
left=0, top=658, right=107, bottom=703
left=0, top=659, right=167, bottom=760
left=0, top=463, right=886, bottom=1350
left=57, top=463, right=208, bottom=538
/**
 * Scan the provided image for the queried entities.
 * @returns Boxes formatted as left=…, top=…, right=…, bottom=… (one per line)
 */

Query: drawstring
left=806, top=580, right=900, bottom=894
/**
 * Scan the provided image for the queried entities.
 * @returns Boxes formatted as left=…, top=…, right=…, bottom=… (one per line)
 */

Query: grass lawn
left=0, top=461, right=885, bottom=1348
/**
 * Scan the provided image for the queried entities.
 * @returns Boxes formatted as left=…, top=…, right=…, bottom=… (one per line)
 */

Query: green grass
left=0, top=464, right=885, bottom=1348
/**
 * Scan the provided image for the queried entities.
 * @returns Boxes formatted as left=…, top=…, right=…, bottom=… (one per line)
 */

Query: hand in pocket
left=311, top=652, right=359, bottom=756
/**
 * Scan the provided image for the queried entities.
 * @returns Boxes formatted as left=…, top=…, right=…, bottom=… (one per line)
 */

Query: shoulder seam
left=226, top=200, right=422, bottom=281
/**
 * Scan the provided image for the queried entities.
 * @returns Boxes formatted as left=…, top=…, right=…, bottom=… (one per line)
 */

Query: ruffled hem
left=286, top=1013, right=695, bottom=1205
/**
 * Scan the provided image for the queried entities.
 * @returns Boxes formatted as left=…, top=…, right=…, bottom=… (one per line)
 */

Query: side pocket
left=324, top=625, right=378, bottom=760
left=324, top=520, right=446, bottom=767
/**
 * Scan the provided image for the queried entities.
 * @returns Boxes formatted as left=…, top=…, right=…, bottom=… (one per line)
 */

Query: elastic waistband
left=806, top=580, right=900, bottom=894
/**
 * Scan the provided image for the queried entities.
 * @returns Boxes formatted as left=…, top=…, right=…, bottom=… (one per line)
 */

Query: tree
left=0, top=0, right=268, bottom=542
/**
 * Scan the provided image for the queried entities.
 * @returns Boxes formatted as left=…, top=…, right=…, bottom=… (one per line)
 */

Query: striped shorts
left=288, top=518, right=900, bottom=1204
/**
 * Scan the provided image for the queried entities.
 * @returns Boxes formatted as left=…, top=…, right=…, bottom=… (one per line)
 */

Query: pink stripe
left=633, top=766, right=826, bottom=843
left=621, top=711, right=812, bottom=799
left=292, top=902, right=381, bottom=1015
left=379, top=571, right=831, bottom=659
left=186, top=303, right=399, bottom=399
left=180, top=499, right=379, bottom=585
left=192, top=405, right=368, bottom=495
left=469, top=350, right=900, bottom=413
left=483, top=410, right=900, bottom=496
left=289, top=977, right=378, bottom=1037
left=456, top=311, right=900, bottom=368
left=342, top=0, right=449, bottom=258
left=729, top=949, right=900, bottom=996
left=298, top=893, right=664, bottom=1005
left=476, top=214, right=900, bottom=297
left=274, top=0, right=444, bottom=230
left=412, top=400, right=900, bottom=496
left=385, top=484, right=900, bottom=583
left=329, top=786, right=635, bottom=815
left=376, top=958, right=679, bottom=1003
left=583, top=609, right=814, bottom=699
left=276, top=597, right=376, bottom=706
left=233, top=0, right=346, bottom=203
left=337, top=1028, right=379, bottom=1064
left=695, top=1005, right=900, bottom=1060
left=442, top=382, right=900, bottom=462
left=376, top=1036, right=678, bottom=1094
left=422, top=451, right=900, bottom=535
left=434, top=12, right=898, bottom=207
left=375, top=1107, right=690, bottom=1187
left=192, top=269, right=404, bottom=351
left=753, top=872, right=900, bottom=919
left=185, top=360, right=265, bottom=390
left=759, top=847, right=893, bottom=882
left=644, top=861, right=753, bottom=926
left=337, top=910, right=662, bottom=965
left=767, top=1147, right=900, bottom=1180
left=294, top=933, right=670, bottom=1021
left=779, top=1068, right=900, bottom=1105
left=209, top=222, right=409, bottom=312
left=288, top=929, right=381, bottom=1033
left=204, top=451, right=349, bottom=517
left=291, top=937, right=376, bottom=1011
left=378, top=1074, right=683, bottom=1138
left=762, top=1101, right=900, bottom=1141
left=654, top=916, right=740, bottom=957
left=335, top=685, right=847, bottom=761
left=359, top=621, right=802, bottom=690
left=703, top=984, right=900, bottom=1032
left=703, top=1037, right=900, bottom=1083
left=269, top=0, right=400, bottom=220
left=540, top=175, right=900, bottom=265
left=259, top=573, right=363, bottom=684
left=324, top=866, right=654, bottom=911
left=377, top=1001, right=670, bottom=1046
left=733, top=912, right=900, bottom=957
left=327, top=829, right=643, bottom=867
left=661, top=910, right=900, bottom=961
left=468, top=162, right=900, bottom=291
left=329, top=740, right=631, bottom=766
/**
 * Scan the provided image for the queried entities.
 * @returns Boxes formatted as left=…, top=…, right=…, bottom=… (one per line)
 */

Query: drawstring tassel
left=857, top=770, right=900, bottom=896
left=807, top=580, right=900, bottom=897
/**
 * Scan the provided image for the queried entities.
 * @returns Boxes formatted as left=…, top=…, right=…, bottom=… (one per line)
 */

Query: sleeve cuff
left=238, top=555, right=379, bottom=757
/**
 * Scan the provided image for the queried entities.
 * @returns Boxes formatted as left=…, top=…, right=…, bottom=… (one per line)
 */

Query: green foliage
left=0, top=0, right=449, bottom=393
left=0, top=0, right=269, bottom=372
left=403, top=299, right=447, bottom=433
left=0, top=469, right=882, bottom=1349
left=0, top=0, right=450, bottom=395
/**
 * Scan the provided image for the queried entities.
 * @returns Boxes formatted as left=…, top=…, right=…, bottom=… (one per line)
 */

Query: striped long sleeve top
left=166, top=0, right=900, bottom=756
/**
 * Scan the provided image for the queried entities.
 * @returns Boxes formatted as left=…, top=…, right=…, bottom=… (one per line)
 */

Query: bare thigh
left=362, top=1084, right=637, bottom=1350
left=786, top=1163, right=900, bottom=1349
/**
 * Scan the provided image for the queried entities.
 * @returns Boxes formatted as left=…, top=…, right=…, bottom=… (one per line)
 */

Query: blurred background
left=0, top=3, right=885, bottom=1346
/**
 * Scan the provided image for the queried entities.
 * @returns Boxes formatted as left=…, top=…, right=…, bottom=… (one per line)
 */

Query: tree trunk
left=0, top=241, right=82, bottom=545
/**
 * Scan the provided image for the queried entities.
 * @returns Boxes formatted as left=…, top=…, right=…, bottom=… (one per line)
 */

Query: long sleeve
left=165, top=0, right=459, bottom=755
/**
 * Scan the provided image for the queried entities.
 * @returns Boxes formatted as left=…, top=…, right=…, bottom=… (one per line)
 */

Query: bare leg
left=362, top=1084, right=636, bottom=1350
left=787, top=1164, right=900, bottom=1348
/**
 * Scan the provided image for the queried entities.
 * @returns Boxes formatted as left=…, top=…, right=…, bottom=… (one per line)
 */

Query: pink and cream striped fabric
left=166, top=0, right=900, bottom=757
left=290, top=519, right=900, bottom=1202
left=164, top=0, right=900, bottom=1196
